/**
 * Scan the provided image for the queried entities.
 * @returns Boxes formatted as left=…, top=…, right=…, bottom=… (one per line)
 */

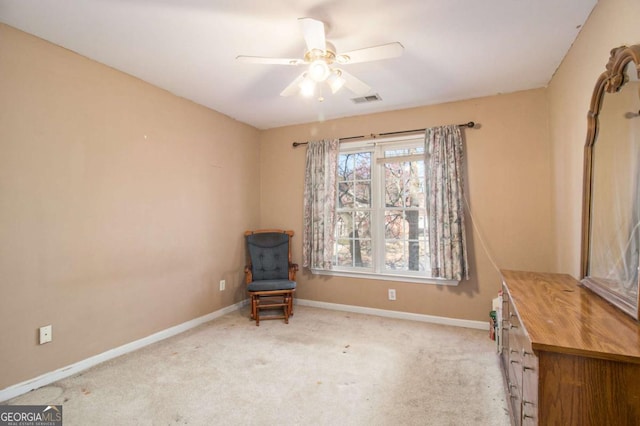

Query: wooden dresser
left=500, top=270, right=640, bottom=425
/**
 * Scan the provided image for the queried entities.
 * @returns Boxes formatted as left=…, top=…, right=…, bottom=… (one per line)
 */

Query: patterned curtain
left=303, top=139, right=339, bottom=269
left=425, top=125, right=469, bottom=281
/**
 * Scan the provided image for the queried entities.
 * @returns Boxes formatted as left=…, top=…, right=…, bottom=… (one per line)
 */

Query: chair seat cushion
left=247, top=280, right=296, bottom=292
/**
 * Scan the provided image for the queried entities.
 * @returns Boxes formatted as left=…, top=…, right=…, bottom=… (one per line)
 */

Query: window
left=325, top=136, right=456, bottom=285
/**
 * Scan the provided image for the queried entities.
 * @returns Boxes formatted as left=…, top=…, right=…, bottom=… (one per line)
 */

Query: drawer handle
left=523, top=400, right=535, bottom=406
left=523, top=414, right=535, bottom=420
left=523, top=366, right=536, bottom=371
left=522, top=350, right=534, bottom=357
left=509, top=349, right=518, bottom=354
left=509, top=324, right=518, bottom=329
left=510, top=360, right=520, bottom=364
left=510, top=313, right=517, bottom=318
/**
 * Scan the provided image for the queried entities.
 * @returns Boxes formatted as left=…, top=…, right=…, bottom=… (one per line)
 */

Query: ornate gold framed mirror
left=581, top=44, right=640, bottom=320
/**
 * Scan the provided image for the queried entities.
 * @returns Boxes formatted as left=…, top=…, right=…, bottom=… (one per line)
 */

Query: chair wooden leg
left=254, top=296, right=260, bottom=327
left=254, top=295, right=258, bottom=320
left=283, top=295, right=290, bottom=324
left=289, top=294, right=294, bottom=317
left=250, top=294, right=257, bottom=320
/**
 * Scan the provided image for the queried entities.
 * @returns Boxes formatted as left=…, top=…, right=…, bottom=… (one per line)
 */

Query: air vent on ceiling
left=351, top=94, right=382, bottom=104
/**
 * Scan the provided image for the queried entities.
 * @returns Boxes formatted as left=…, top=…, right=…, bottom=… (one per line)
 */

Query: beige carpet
left=8, top=306, right=510, bottom=425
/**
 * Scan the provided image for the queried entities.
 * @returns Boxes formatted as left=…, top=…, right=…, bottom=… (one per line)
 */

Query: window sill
left=310, top=268, right=460, bottom=286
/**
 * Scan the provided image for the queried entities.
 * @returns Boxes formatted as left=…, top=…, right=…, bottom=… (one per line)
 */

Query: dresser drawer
left=521, top=338, right=538, bottom=424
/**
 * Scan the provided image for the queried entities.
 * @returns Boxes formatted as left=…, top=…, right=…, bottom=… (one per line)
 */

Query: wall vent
left=351, top=94, right=382, bottom=104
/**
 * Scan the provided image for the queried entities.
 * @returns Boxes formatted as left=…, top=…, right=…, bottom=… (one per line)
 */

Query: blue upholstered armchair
left=244, top=230, right=298, bottom=325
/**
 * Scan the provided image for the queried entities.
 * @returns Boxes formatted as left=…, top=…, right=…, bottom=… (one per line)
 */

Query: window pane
left=339, top=152, right=372, bottom=182
left=419, top=214, right=427, bottom=234
left=385, top=240, right=406, bottom=270
left=385, top=239, right=426, bottom=271
left=402, top=163, right=424, bottom=202
left=338, top=182, right=354, bottom=208
left=334, top=211, right=371, bottom=268
left=405, top=163, right=422, bottom=207
left=335, top=213, right=352, bottom=239
left=419, top=237, right=428, bottom=270
left=335, top=212, right=371, bottom=239
left=338, top=154, right=354, bottom=181
left=354, top=152, right=371, bottom=180
left=407, top=239, right=421, bottom=271
left=384, top=163, right=403, bottom=207
left=358, top=239, right=372, bottom=267
left=384, top=146, right=425, bottom=158
left=404, top=210, right=421, bottom=239
left=385, top=210, right=404, bottom=239
left=355, top=211, right=371, bottom=238
left=334, top=237, right=372, bottom=268
left=335, top=240, right=353, bottom=266
left=416, top=191, right=426, bottom=210
left=384, top=161, right=424, bottom=208
left=355, top=182, right=371, bottom=207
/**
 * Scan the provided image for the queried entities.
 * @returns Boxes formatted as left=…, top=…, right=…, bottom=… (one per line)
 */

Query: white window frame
left=312, top=134, right=459, bottom=286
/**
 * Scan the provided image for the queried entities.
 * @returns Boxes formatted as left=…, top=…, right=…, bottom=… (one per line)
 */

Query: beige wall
left=0, top=24, right=261, bottom=389
left=259, top=89, right=555, bottom=321
left=548, top=0, right=640, bottom=276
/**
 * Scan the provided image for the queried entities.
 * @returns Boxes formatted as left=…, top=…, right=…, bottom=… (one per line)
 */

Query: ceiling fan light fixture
left=308, top=59, right=330, bottom=82
left=299, top=74, right=316, bottom=97
left=327, top=69, right=346, bottom=94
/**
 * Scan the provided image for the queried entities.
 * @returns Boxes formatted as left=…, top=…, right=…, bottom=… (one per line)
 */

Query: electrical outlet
left=388, top=289, right=396, bottom=301
left=39, top=325, right=52, bottom=344
left=219, top=280, right=226, bottom=291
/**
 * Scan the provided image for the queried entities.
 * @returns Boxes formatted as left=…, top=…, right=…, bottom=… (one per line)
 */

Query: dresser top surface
left=501, top=270, right=640, bottom=362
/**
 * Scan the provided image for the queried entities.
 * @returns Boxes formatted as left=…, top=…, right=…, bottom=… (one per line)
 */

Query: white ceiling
left=0, top=0, right=597, bottom=130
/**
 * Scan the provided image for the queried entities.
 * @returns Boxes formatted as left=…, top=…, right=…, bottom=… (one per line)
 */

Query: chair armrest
left=289, top=263, right=299, bottom=281
left=244, top=265, right=253, bottom=284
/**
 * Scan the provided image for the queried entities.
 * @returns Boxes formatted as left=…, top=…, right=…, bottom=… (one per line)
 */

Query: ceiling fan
left=236, top=18, right=404, bottom=100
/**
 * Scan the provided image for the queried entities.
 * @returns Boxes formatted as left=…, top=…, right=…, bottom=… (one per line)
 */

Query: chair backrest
left=246, top=231, right=291, bottom=281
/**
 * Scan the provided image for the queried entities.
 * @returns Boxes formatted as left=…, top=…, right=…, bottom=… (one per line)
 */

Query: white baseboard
left=296, top=299, right=489, bottom=331
left=0, top=299, right=249, bottom=403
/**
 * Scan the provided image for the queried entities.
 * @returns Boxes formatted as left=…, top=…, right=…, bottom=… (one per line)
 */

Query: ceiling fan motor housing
left=304, top=41, right=337, bottom=64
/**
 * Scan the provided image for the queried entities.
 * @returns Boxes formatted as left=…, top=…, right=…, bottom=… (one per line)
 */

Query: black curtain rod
left=292, top=121, right=476, bottom=147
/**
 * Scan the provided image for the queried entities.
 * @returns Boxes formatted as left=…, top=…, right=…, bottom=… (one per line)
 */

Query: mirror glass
left=583, top=57, right=640, bottom=319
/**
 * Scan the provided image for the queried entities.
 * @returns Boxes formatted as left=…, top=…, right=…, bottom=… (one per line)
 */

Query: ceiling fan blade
left=299, top=17, right=326, bottom=52
left=338, top=42, right=404, bottom=64
left=236, top=55, right=304, bottom=66
left=280, top=73, right=306, bottom=97
left=339, top=69, right=371, bottom=96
